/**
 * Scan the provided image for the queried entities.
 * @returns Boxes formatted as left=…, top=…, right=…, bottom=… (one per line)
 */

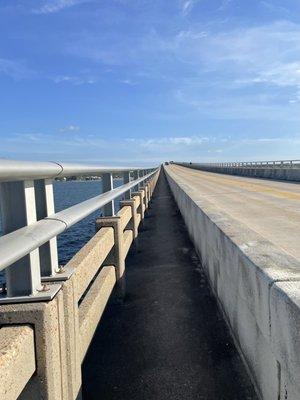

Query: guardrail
left=0, top=159, right=160, bottom=399
left=172, top=160, right=300, bottom=182
left=173, top=159, right=300, bottom=169
left=0, top=159, right=158, bottom=302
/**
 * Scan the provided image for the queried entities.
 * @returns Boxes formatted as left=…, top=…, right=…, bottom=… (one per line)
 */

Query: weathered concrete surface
left=165, top=164, right=300, bottom=400
left=0, top=290, right=69, bottom=400
left=179, top=162, right=300, bottom=182
left=79, top=266, right=116, bottom=361
left=0, top=325, right=35, bottom=400
left=82, top=170, right=257, bottom=400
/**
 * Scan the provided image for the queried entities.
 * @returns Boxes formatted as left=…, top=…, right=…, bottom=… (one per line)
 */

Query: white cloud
left=8, top=133, right=46, bottom=142
left=33, top=0, right=91, bottom=14
left=0, top=58, right=35, bottom=80
left=175, top=87, right=300, bottom=121
left=68, top=19, right=300, bottom=89
left=4, top=131, right=300, bottom=163
left=127, top=136, right=210, bottom=149
left=119, top=79, right=138, bottom=86
left=260, top=1, right=291, bottom=16
left=181, top=0, right=201, bottom=16
left=253, top=62, right=300, bottom=87
left=60, top=125, right=80, bottom=132
left=218, top=0, right=233, bottom=11
left=52, top=74, right=97, bottom=84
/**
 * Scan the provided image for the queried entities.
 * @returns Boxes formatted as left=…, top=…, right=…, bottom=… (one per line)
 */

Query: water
left=0, top=179, right=123, bottom=283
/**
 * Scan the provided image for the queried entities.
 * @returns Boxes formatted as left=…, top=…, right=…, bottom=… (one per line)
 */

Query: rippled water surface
left=0, top=179, right=123, bottom=283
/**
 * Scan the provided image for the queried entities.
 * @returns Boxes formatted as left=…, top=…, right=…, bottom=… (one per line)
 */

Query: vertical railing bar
left=35, top=179, right=59, bottom=277
left=102, top=173, right=115, bottom=216
left=133, top=170, right=139, bottom=191
left=123, top=171, right=131, bottom=200
left=0, top=180, right=42, bottom=296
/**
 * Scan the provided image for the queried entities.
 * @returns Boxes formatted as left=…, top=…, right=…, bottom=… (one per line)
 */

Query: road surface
left=167, top=164, right=300, bottom=260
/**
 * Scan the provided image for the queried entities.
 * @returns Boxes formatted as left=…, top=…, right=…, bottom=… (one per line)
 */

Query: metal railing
left=0, top=159, right=158, bottom=301
left=173, top=159, right=300, bottom=169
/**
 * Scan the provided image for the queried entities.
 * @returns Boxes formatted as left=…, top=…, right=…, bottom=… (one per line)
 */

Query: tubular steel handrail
left=0, top=159, right=158, bottom=301
left=0, top=171, right=156, bottom=272
left=173, top=159, right=300, bottom=169
left=0, top=159, right=151, bottom=182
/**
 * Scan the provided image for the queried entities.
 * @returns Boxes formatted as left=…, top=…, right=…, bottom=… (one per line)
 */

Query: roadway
left=167, top=164, right=300, bottom=261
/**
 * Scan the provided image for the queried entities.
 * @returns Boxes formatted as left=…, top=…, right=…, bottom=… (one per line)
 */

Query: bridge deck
left=82, top=171, right=257, bottom=399
left=168, top=164, right=300, bottom=260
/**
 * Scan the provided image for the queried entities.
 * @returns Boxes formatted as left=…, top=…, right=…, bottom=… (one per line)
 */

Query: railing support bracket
left=0, top=283, right=62, bottom=304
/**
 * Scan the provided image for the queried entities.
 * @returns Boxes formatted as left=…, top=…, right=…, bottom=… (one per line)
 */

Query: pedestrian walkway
left=82, top=170, right=257, bottom=400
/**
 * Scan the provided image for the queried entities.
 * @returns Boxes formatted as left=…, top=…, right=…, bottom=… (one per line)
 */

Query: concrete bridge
left=0, top=160, right=299, bottom=400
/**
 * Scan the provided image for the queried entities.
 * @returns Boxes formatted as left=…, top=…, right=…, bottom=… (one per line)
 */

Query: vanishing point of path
left=82, top=171, right=257, bottom=400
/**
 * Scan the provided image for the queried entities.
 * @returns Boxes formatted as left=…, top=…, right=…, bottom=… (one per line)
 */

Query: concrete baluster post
left=96, top=217, right=125, bottom=300
left=120, top=198, right=139, bottom=239
left=0, top=290, right=69, bottom=400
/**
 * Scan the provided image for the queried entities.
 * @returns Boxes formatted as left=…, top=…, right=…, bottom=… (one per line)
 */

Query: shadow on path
left=82, top=170, right=257, bottom=400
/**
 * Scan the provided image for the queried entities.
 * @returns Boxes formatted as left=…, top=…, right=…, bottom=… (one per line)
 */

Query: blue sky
left=1, top=0, right=300, bottom=164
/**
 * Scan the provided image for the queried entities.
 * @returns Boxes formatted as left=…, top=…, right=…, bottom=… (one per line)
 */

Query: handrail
left=172, top=159, right=300, bottom=169
left=0, top=162, right=159, bottom=300
left=0, top=170, right=157, bottom=272
left=0, top=159, right=152, bottom=182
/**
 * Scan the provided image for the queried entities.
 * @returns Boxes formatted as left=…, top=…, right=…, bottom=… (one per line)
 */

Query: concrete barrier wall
left=176, top=163, right=300, bottom=182
left=164, top=166, right=300, bottom=400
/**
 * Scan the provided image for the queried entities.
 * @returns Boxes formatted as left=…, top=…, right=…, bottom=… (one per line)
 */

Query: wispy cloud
left=218, top=0, right=233, bottom=11
left=3, top=131, right=300, bottom=163
left=67, top=19, right=300, bottom=87
left=126, top=136, right=210, bottom=149
left=52, top=74, right=97, bottom=85
left=260, top=1, right=291, bottom=17
left=60, top=124, right=80, bottom=132
left=119, top=79, right=138, bottom=86
left=8, top=133, right=45, bottom=142
left=181, top=0, right=201, bottom=16
left=33, top=0, right=92, bottom=14
left=0, top=58, right=35, bottom=80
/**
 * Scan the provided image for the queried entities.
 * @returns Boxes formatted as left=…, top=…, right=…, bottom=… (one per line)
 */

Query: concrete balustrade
left=79, top=265, right=116, bottom=361
left=164, top=165, right=300, bottom=400
left=123, top=230, right=134, bottom=258
left=118, top=206, right=132, bottom=231
left=0, top=290, right=69, bottom=399
left=120, top=197, right=139, bottom=238
left=0, top=325, right=35, bottom=400
left=0, top=168, right=160, bottom=400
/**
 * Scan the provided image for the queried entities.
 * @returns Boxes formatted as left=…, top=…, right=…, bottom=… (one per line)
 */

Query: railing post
left=133, top=170, right=139, bottom=191
left=102, top=173, right=115, bottom=216
left=123, top=171, right=131, bottom=200
left=120, top=198, right=139, bottom=238
left=0, top=180, right=42, bottom=297
left=34, top=179, right=59, bottom=277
